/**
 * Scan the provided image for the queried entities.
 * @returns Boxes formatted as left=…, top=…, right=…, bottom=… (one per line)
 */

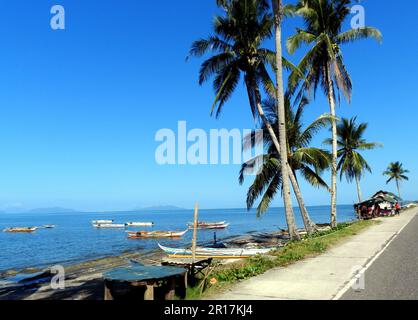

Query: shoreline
left=0, top=228, right=296, bottom=300
left=0, top=221, right=337, bottom=279
left=0, top=229, right=282, bottom=278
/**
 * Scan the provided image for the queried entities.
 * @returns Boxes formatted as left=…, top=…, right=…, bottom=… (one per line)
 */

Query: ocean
left=0, top=205, right=356, bottom=274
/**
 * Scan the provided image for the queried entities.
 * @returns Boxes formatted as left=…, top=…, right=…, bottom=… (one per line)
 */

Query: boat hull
left=93, top=224, right=126, bottom=228
left=128, top=230, right=188, bottom=239
left=92, top=220, right=114, bottom=224
left=126, top=222, right=154, bottom=227
left=4, top=227, right=37, bottom=233
left=188, top=223, right=230, bottom=230
left=158, top=244, right=272, bottom=257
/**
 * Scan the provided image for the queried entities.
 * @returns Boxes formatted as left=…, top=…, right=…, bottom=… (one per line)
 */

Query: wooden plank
left=104, top=265, right=186, bottom=282
left=164, top=276, right=176, bottom=300
left=184, top=272, right=188, bottom=291
left=144, top=285, right=154, bottom=300
left=104, top=281, right=114, bottom=301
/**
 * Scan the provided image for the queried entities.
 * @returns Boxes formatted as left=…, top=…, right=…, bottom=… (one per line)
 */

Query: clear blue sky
left=0, top=0, right=417, bottom=212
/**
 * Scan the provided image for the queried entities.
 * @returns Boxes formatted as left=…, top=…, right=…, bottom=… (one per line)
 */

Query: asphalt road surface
left=341, top=215, right=418, bottom=300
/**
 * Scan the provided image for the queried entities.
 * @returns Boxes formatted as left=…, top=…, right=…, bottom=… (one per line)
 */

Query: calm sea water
left=0, top=205, right=356, bottom=274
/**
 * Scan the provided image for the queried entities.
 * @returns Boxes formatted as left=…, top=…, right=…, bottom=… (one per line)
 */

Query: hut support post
left=144, top=285, right=154, bottom=300
left=104, top=281, right=114, bottom=301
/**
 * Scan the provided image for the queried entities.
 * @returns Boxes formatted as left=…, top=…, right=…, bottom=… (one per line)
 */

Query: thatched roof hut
left=355, top=190, right=401, bottom=208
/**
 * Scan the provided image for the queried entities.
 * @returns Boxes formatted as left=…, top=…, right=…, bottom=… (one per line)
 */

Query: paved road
left=212, top=209, right=417, bottom=300
left=341, top=215, right=418, bottom=300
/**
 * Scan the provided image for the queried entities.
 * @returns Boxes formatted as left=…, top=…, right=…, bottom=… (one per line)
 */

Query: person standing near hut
left=374, top=204, right=381, bottom=217
left=395, top=202, right=401, bottom=215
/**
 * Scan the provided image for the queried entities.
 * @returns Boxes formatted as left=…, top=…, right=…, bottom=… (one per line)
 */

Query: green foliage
left=383, top=161, right=409, bottom=198
left=383, top=162, right=409, bottom=185
left=328, top=117, right=382, bottom=182
left=286, top=0, right=382, bottom=103
left=239, top=97, right=332, bottom=216
left=216, top=255, right=275, bottom=282
left=188, top=0, right=276, bottom=118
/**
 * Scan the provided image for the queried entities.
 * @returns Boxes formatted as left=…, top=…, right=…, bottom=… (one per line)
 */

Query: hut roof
left=355, top=191, right=400, bottom=207
left=371, top=190, right=401, bottom=201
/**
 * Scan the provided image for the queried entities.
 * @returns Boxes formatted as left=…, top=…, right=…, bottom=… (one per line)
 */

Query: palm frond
left=337, top=27, right=383, bottom=45
left=211, top=64, right=241, bottom=117
left=299, top=166, right=330, bottom=190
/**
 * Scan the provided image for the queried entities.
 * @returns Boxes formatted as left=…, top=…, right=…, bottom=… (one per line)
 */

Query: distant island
left=1, top=205, right=187, bottom=214
left=5, top=207, right=78, bottom=214
left=27, top=207, right=77, bottom=214
left=134, top=205, right=187, bottom=212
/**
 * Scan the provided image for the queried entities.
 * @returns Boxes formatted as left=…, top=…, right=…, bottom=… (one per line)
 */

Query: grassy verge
left=186, top=219, right=378, bottom=300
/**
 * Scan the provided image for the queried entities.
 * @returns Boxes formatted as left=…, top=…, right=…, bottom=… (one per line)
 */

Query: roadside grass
left=186, top=219, right=378, bottom=300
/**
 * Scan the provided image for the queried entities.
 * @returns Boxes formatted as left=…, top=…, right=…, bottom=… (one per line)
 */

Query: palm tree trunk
left=289, top=172, right=318, bottom=233
left=251, top=90, right=300, bottom=240
left=271, top=0, right=299, bottom=241
left=396, top=179, right=401, bottom=199
left=355, top=175, right=363, bottom=203
left=326, top=63, right=338, bottom=228
left=251, top=79, right=316, bottom=234
left=253, top=94, right=316, bottom=235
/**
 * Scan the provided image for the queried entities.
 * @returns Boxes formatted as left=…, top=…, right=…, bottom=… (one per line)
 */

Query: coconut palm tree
left=240, top=97, right=331, bottom=229
left=189, top=0, right=303, bottom=239
left=270, top=0, right=299, bottom=237
left=326, top=117, right=382, bottom=203
left=383, top=162, right=409, bottom=199
left=285, top=0, right=382, bottom=227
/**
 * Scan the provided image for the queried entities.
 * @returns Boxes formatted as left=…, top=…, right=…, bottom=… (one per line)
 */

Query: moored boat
left=187, top=221, right=230, bottom=229
left=93, top=223, right=126, bottom=229
left=158, top=243, right=272, bottom=257
left=91, top=220, right=114, bottom=224
left=127, top=230, right=188, bottom=239
left=3, top=227, right=37, bottom=233
left=125, top=222, right=154, bottom=227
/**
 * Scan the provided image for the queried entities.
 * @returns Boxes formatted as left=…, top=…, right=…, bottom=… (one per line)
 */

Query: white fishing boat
left=188, top=223, right=230, bottom=230
left=186, top=221, right=230, bottom=230
left=93, top=223, right=126, bottom=229
left=125, top=222, right=154, bottom=227
left=158, top=244, right=272, bottom=257
left=187, top=221, right=226, bottom=226
left=43, top=225, right=56, bottom=229
left=92, top=220, right=114, bottom=224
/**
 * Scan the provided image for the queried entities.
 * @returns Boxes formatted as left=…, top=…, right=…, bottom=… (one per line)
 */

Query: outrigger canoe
left=92, top=220, right=114, bottom=224
left=3, top=227, right=37, bottom=233
left=93, top=223, right=126, bottom=229
left=158, top=244, right=272, bottom=257
left=125, top=222, right=154, bottom=227
left=187, top=221, right=230, bottom=230
left=127, top=230, right=188, bottom=239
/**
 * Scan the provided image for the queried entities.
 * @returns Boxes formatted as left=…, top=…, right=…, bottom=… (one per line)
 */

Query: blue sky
left=0, top=0, right=417, bottom=212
